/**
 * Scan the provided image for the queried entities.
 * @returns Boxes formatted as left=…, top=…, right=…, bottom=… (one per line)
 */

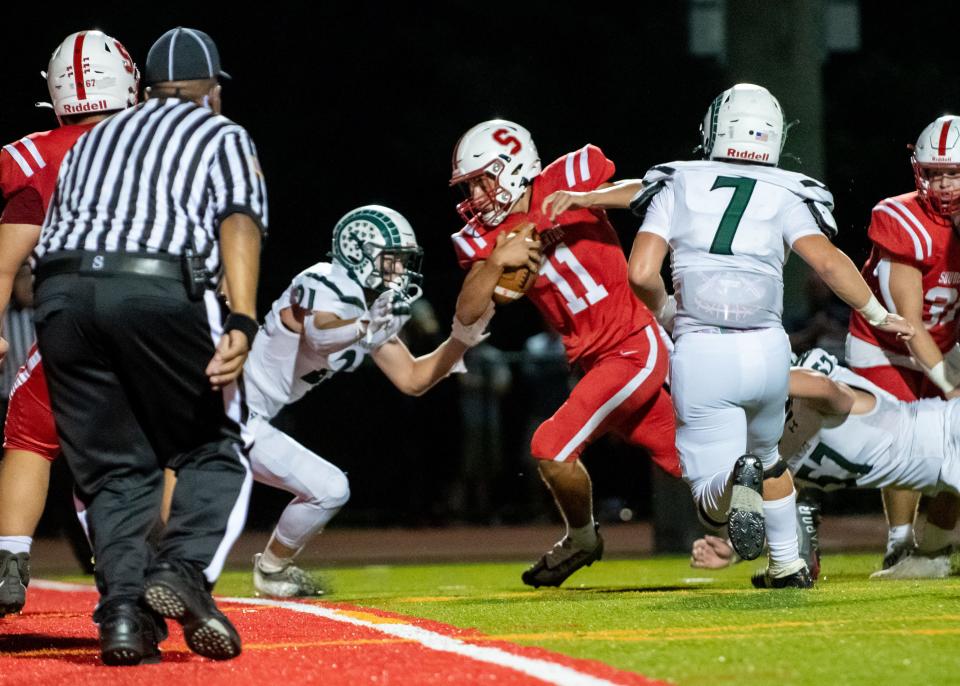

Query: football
left=492, top=226, right=541, bottom=305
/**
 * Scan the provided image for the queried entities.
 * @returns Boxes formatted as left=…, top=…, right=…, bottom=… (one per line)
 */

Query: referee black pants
left=33, top=271, right=252, bottom=606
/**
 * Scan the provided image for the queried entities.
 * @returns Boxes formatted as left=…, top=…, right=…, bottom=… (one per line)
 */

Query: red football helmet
left=912, top=114, right=960, bottom=217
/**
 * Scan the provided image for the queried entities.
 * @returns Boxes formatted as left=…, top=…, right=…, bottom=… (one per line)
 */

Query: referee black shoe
left=521, top=524, right=604, bottom=588
left=96, top=599, right=166, bottom=666
left=0, top=551, right=29, bottom=616
left=144, top=560, right=241, bottom=660
left=728, top=454, right=765, bottom=561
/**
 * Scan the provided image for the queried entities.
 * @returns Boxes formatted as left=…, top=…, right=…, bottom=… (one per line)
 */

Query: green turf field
left=64, top=554, right=960, bottom=685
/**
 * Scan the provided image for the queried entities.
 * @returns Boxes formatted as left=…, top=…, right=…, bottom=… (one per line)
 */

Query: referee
left=33, top=28, right=265, bottom=666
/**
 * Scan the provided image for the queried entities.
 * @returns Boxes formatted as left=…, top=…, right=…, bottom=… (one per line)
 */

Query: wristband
left=857, top=294, right=889, bottom=327
left=926, top=360, right=956, bottom=394
left=224, top=313, right=259, bottom=344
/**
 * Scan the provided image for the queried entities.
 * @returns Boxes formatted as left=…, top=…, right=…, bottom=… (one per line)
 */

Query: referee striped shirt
left=35, top=98, right=268, bottom=275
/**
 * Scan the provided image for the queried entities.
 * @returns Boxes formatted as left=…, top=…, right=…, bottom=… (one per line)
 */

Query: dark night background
left=4, top=2, right=960, bottom=541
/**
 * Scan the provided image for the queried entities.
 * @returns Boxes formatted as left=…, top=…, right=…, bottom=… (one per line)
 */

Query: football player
left=846, top=115, right=960, bottom=578
left=450, top=120, right=679, bottom=588
left=692, top=348, right=960, bottom=581
left=0, top=31, right=139, bottom=616
left=541, top=84, right=914, bottom=588
left=241, top=205, right=493, bottom=596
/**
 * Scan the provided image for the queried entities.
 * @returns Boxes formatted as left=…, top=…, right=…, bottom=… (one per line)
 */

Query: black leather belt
left=36, top=252, right=184, bottom=281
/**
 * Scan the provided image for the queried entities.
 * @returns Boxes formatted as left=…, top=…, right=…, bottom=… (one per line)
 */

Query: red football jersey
left=452, top=144, right=656, bottom=365
left=0, top=124, right=95, bottom=224
left=849, top=191, right=960, bottom=356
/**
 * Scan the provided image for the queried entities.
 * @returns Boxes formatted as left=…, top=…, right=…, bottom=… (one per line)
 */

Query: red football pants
left=4, top=343, right=60, bottom=460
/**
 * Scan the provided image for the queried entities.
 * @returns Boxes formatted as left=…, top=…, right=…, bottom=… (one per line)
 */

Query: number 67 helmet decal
left=450, top=119, right=542, bottom=228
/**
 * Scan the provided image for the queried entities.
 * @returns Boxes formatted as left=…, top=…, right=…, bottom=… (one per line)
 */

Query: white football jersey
left=636, top=160, right=836, bottom=336
left=782, top=366, right=947, bottom=493
left=244, top=262, right=368, bottom=418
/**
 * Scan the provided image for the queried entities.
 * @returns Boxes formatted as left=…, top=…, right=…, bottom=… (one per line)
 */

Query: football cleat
left=252, top=554, right=324, bottom=598
left=0, top=551, right=30, bottom=616
left=751, top=563, right=814, bottom=589
left=796, top=493, right=822, bottom=581
left=521, top=525, right=604, bottom=588
left=870, top=546, right=952, bottom=580
left=728, top=454, right=765, bottom=561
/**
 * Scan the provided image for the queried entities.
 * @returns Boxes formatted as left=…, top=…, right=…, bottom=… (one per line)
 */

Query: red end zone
left=0, top=581, right=667, bottom=686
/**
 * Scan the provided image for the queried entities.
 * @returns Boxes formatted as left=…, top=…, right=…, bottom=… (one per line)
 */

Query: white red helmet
left=450, top=119, right=541, bottom=227
left=44, top=31, right=139, bottom=119
left=911, top=115, right=960, bottom=217
left=701, top=83, right=785, bottom=166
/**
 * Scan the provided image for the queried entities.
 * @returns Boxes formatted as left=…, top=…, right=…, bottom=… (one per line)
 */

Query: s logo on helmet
left=113, top=40, right=135, bottom=74
left=493, top=129, right=522, bottom=155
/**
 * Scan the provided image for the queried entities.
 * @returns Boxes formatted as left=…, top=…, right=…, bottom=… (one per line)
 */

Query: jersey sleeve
left=780, top=196, right=834, bottom=247
left=290, top=271, right=366, bottom=321
left=208, top=127, right=269, bottom=235
left=450, top=226, right=496, bottom=270
left=636, top=182, right=674, bottom=240
left=0, top=145, right=36, bottom=202
left=0, top=186, right=44, bottom=225
left=554, top=144, right=616, bottom=192
left=866, top=201, right=931, bottom=267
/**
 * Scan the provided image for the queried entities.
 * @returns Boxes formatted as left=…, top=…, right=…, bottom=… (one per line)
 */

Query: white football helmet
left=331, top=205, right=423, bottom=295
left=701, top=84, right=785, bottom=166
left=44, top=31, right=139, bottom=120
left=911, top=114, right=960, bottom=217
left=450, top=119, right=541, bottom=227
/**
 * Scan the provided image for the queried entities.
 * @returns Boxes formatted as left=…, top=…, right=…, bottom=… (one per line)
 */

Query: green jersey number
left=709, top=176, right=757, bottom=255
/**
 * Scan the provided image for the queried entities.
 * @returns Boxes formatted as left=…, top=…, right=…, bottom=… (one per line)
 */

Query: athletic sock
left=886, top=523, right=915, bottom=555
left=918, top=522, right=952, bottom=554
left=258, top=547, right=294, bottom=573
left=0, top=536, right=32, bottom=556
left=568, top=521, right=598, bottom=550
left=764, top=492, right=800, bottom=568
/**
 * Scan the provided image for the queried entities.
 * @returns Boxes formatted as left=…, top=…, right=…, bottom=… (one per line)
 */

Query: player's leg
left=248, top=417, right=349, bottom=597
left=525, top=326, right=668, bottom=587
left=0, top=350, right=60, bottom=615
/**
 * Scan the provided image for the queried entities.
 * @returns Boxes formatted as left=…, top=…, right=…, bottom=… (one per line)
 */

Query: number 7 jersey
left=635, top=160, right=836, bottom=336
left=451, top=145, right=655, bottom=366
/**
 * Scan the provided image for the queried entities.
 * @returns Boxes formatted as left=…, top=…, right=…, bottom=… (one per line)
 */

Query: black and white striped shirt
left=35, top=98, right=268, bottom=274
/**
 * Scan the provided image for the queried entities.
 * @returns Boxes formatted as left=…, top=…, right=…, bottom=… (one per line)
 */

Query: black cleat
left=96, top=599, right=166, bottom=666
left=751, top=565, right=814, bottom=589
left=728, top=454, right=765, bottom=561
left=796, top=492, right=822, bottom=581
left=144, top=560, right=241, bottom=660
left=521, top=525, right=604, bottom=588
left=0, top=551, right=30, bottom=616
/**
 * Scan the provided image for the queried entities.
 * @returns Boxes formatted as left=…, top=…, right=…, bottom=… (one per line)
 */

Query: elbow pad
left=303, top=316, right=363, bottom=355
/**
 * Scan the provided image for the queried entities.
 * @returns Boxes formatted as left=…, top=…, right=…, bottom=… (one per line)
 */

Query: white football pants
left=671, top=327, right=791, bottom=526
left=248, top=414, right=351, bottom=552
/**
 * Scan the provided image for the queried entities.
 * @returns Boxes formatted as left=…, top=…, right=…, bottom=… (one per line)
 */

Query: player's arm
left=0, top=223, right=42, bottom=365
left=627, top=231, right=672, bottom=322
left=541, top=180, right=639, bottom=221
left=792, top=234, right=915, bottom=341
left=295, top=307, right=365, bottom=354
left=455, top=225, right=540, bottom=325
left=788, top=368, right=857, bottom=416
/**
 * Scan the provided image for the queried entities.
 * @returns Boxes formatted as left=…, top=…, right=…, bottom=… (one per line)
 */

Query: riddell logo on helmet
left=63, top=99, right=108, bottom=114
left=726, top=148, right=770, bottom=161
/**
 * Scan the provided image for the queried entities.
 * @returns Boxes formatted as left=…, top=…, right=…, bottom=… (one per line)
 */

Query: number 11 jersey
left=451, top=145, right=655, bottom=366
left=635, top=160, right=836, bottom=337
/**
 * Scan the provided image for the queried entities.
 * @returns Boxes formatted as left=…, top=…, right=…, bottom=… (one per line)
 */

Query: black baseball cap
left=143, top=27, right=231, bottom=85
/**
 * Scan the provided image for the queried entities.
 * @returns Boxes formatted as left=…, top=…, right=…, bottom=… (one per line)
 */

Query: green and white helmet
left=331, top=205, right=423, bottom=294
left=701, top=83, right=785, bottom=166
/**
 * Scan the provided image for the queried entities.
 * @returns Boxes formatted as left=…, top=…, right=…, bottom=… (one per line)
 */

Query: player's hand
left=873, top=313, right=915, bottom=341
left=206, top=329, right=251, bottom=390
left=0, top=336, right=7, bottom=368
left=489, top=224, right=541, bottom=272
left=690, top=535, right=738, bottom=570
left=542, top=190, right=594, bottom=221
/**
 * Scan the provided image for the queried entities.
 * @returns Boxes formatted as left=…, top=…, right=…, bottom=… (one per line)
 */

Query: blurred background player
left=450, top=119, right=679, bottom=588
left=0, top=30, right=138, bottom=617
left=692, top=348, right=960, bottom=581
left=545, top=84, right=913, bottom=588
left=238, top=206, right=494, bottom=596
left=846, top=115, right=960, bottom=578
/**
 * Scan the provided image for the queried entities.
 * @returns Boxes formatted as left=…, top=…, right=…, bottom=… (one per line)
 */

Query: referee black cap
left=144, top=27, right=231, bottom=85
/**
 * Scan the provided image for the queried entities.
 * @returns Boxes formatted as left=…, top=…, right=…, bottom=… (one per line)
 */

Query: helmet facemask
left=452, top=159, right=518, bottom=228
